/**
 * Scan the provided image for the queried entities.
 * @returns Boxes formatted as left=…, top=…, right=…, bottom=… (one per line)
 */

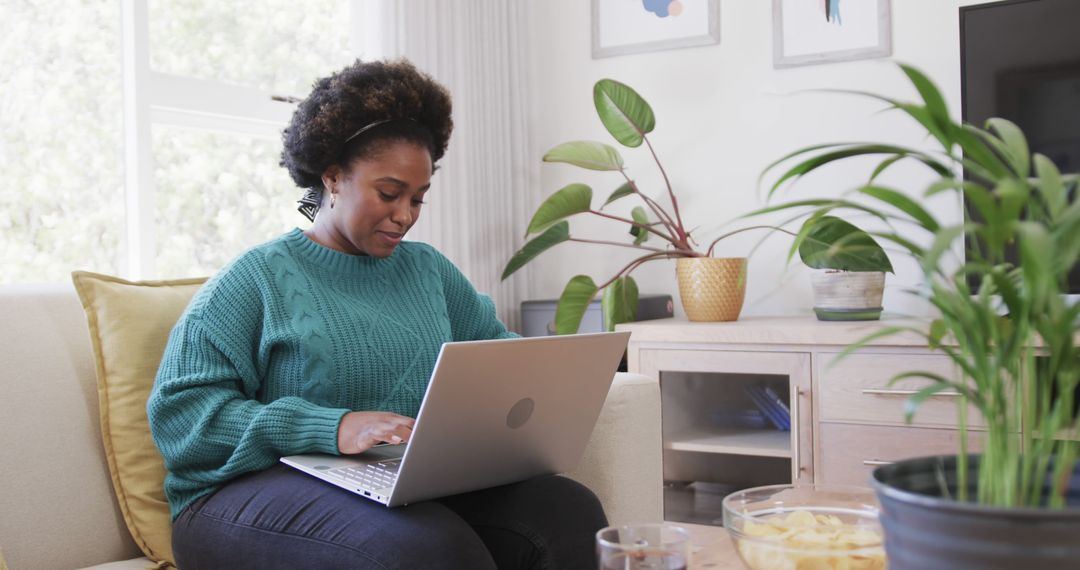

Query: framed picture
left=592, top=0, right=720, bottom=59
left=772, top=0, right=892, bottom=68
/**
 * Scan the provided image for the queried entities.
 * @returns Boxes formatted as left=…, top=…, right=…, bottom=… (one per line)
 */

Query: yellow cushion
left=71, top=271, right=207, bottom=568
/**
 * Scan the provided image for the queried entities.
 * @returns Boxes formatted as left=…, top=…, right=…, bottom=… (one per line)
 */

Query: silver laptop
left=280, top=331, right=630, bottom=507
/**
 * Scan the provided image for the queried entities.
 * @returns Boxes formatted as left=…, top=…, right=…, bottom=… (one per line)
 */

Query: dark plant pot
left=872, top=455, right=1080, bottom=569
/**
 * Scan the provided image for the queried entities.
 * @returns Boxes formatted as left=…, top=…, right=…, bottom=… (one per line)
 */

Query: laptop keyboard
left=329, top=461, right=401, bottom=490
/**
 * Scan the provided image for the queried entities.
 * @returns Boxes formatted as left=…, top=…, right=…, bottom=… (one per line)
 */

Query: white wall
left=521, top=0, right=994, bottom=319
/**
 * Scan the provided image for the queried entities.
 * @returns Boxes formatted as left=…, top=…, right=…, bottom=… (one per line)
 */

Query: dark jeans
left=172, top=465, right=608, bottom=569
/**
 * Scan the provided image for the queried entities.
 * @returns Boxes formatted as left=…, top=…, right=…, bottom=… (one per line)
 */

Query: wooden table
left=683, top=523, right=743, bottom=569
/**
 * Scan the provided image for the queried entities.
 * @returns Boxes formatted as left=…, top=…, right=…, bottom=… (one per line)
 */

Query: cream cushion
left=71, top=271, right=207, bottom=568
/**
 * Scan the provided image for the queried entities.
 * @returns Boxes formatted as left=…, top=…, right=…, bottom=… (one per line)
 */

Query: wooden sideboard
left=616, top=316, right=988, bottom=525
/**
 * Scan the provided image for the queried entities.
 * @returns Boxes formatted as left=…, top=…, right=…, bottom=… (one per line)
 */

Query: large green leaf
left=986, top=118, right=1030, bottom=178
left=527, top=184, right=593, bottom=234
left=855, top=185, right=940, bottom=232
left=602, top=276, right=639, bottom=332
left=767, top=144, right=952, bottom=198
left=1033, top=154, right=1066, bottom=217
left=629, top=206, right=650, bottom=245
left=501, top=222, right=570, bottom=280
left=543, top=141, right=624, bottom=171
left=594, top=79, right=655, bottom=148
left=554, top=275, right=599, bottom=334
left=798, top=215, right=894, bottom=273
left=955, top=125, right=1011, bottom=180
left=603, top=182, right=636, bottom=208
left=899, top=64, right=952, bottom=140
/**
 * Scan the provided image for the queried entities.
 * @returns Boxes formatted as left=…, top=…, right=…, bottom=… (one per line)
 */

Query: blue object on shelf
left=743, top=385, right=790, bottom=431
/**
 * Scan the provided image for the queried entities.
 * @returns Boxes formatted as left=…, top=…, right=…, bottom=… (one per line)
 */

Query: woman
left=147, top=59, right=607, bottom=569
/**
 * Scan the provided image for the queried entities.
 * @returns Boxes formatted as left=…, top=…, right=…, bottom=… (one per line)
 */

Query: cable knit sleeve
left=426, top=246, right=519, bottom=342
left=147, top=314, right=348, bottom=515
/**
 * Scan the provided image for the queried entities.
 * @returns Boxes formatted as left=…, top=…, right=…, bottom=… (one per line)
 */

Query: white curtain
left=370, top=0, right=539, bottom=332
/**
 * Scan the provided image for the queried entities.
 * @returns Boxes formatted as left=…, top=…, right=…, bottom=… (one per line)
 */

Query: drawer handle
left=861, top=388, right=962, bottom=397
left=862, top=460, right=893, bottom=466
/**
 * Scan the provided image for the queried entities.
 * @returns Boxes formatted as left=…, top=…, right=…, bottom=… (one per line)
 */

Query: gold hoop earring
left=330, top=193, right=337, bottom=209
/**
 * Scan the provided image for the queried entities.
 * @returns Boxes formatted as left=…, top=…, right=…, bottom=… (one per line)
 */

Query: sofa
left=0, top=282, right=663, bottom=570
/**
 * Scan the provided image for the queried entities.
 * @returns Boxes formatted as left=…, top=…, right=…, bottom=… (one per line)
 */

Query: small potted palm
left=761, top=63, right=1080, bottom=568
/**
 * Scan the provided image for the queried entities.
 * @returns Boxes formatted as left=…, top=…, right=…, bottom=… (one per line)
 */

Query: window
left=0, top=0, right=380, bottom=283
left=0, top=1, right=124, bottom=282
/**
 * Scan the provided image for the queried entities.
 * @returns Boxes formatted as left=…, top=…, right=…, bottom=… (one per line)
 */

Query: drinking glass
left=596, top=523, right=690, bottom=570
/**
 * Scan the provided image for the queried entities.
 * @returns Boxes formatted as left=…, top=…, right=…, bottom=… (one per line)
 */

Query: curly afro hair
left=280, top=59, right=453, bottom=191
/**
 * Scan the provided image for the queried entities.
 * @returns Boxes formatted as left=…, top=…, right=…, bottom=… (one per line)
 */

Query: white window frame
left=119, top=0, right=393, bottom=279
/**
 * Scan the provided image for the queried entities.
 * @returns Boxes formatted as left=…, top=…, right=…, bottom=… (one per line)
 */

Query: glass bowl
left=722, top=483, right=886, bottom=570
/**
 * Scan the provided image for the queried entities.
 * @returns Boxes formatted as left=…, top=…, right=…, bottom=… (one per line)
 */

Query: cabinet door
left=638, top=349, right=813, bottom=484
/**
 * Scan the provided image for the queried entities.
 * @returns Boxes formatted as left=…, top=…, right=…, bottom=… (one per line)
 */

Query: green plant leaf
left=893, top=374, right=978, bottom=424
left=986, top=118, right=1030, bottom=178
left=1017, top=222, right=1054, bottom=301
left=555, top=275, right=598, bottom=334
left=871, top=231, right=926, bottom=258
left=798, top=215, right=894, bottom=273
left=543, top=141, right=625, bottom=171
left=869, top=154, right=906, bottom=182
left=928, top=318, right=948, bottom=349
left=899, top=64, right=952, bottom=139
left=501, top=222, right=570, bottom=280
left=603, top=182, right=636, bottom=208
left=829, top=325, right=915, bottom=365
left=897, top=102, right=952, bottom=151
left=855, top=185, right=941, bottom=232
left=594, top=79, right=655, bottom=148
left=767, top=144, right=952, bottom=198
left=955, top=125, right=1011, bottom=180
left=922, top=224, right=966, bottom=275
left=629, top=206, right=650, bottom=245
left=526, top=183, right=593, bottom=234
left=602, top=276, right=639, bottom=332
left=1033, top=154, right=1066, bottom=217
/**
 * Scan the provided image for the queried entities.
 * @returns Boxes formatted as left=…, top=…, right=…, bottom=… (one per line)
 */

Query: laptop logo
left=506, top=397, right=535, bottom=429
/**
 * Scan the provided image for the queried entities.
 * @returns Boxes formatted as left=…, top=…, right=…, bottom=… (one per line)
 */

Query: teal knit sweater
left=147, top=228, right=517, bottom=520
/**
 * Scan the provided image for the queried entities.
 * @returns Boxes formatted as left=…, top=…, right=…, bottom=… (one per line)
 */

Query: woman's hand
left=337, top=411, right=416, bottom=455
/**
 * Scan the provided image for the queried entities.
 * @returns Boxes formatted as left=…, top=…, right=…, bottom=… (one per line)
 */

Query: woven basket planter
left=675, top=257, right=746, bottom=322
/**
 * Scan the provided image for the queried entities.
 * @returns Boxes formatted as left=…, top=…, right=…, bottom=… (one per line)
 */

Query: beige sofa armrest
left=0, top=284, right=144, bottom=570
left=565, top=372, right=663, bottom=526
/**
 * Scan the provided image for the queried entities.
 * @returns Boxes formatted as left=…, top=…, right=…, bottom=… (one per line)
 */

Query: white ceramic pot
left=810, top=270, right=885, bottom=321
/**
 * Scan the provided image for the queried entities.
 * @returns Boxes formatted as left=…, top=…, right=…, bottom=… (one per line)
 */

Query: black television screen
left=960, top=0, right=1080, bottom=293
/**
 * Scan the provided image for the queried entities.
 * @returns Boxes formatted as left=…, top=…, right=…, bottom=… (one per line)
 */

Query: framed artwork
left=592, top=0, right=720, bottom=59
left=772, top=0, right=892, bottom=68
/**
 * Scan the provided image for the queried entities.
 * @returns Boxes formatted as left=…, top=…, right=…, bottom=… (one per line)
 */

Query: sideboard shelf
left=616, top=315, right=983, bottom=526
left=666, top=428, right=792, bottom=458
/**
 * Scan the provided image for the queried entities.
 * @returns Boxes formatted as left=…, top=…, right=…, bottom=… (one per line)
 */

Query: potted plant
left=501, top=78, right=756, bottom=333
left=760, top=63, right=1080, bottom=568
left=796, top=215, right=894, bottom=321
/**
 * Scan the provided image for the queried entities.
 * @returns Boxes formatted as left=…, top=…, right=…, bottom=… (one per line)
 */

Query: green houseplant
left=500, top=78, right=753, bottom=333
left=796, top=215, right=894, bottom=321
left=502, top=79, right=892, bottom=333
left=760, top=63, right=1080, bottom=568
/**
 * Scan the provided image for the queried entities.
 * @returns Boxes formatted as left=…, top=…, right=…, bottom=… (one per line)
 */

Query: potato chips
left=733, top=509, right=886, bottom=570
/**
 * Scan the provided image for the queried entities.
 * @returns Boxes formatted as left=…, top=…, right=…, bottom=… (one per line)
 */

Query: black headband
left=296, top=118, right=420, bottom=222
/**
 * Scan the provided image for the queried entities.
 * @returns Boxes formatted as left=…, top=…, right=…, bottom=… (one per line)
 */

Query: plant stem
left=567, top=237, right=668, bottom=254
left=588, top=209, right=681, bottom=246
left=596, top=250, right=695, bottom=291
left=705, top=225, right=798, bottom=257
left=643, top=135, right=688, bottom=243
left=620, top=172, right=681, bottom=240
